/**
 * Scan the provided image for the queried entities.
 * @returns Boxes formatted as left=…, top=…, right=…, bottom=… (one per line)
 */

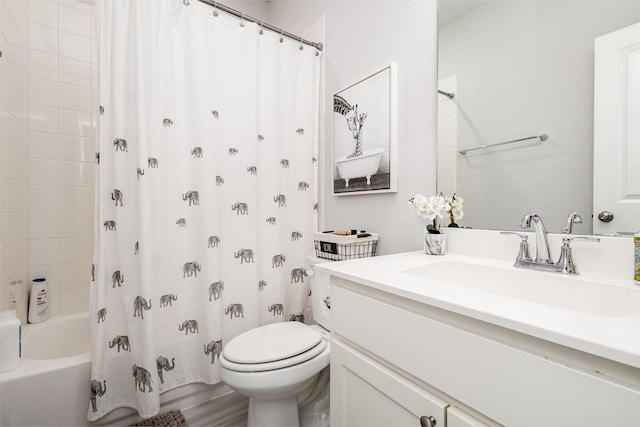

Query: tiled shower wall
left=1, top=0, right=97, bottom=318
left=1, top=1, right=31, bottom=314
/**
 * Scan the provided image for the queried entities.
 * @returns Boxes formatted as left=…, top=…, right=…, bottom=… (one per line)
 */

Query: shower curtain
left=89, top=0, right=320, bottom=420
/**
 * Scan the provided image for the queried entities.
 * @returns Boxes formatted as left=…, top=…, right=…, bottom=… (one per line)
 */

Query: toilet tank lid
left=223, top=322, right=322, bottom=364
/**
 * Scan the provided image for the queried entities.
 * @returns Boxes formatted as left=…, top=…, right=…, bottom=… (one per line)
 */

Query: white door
left=593, top=22, right=640, bottom=235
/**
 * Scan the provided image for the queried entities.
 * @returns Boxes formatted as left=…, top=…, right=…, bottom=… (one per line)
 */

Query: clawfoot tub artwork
left=332, top=63, right=397, bottom=194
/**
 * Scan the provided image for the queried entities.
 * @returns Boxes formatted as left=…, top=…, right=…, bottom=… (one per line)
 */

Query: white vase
left=424, top=231, right=446, bottom=255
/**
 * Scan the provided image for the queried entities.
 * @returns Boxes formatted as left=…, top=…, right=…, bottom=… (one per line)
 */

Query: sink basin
left=403, top=261, right=640, bottom=317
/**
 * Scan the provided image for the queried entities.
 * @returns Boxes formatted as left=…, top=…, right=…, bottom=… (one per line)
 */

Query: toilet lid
left=223, top=322, right=323, bottom=365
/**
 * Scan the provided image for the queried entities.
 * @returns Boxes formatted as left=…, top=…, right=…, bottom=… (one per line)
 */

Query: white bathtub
left=335, top=147, right=385, bottom=187
left=0, top=312, right=93, bottom=427
left=0, top=312, right=248, bottom=426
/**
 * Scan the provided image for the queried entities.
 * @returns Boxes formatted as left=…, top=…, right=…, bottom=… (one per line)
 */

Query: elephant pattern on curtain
left=89, top=0, right=320, bottom=420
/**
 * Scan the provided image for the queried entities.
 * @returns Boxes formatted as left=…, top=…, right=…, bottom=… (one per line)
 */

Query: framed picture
left=332, top=63, right=398, bottom=195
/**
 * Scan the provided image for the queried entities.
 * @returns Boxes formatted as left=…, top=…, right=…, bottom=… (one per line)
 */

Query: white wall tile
left=30, top=238, right=59, bottom=265
left=59, top=187, right=94, bottom=212
left=58, top=82, right=91, bottom=112
left=59, top=212, right=93, bottom=238
left=3, top=68, right=29, bottom=101
left=58, top=4, right=90, bottom=37
left=30, top=131, right=59, bottom=160
left=1, top=183, right=30, bottom=212
left=59, top=237, right=93, bottom=263
left=59, top=56, right=91, bottom=87
left=1, top=14, right=28, bottom=48
left=59, top=161, right=94, bottom=187
left=30, top=185, right=59, bottom=212
left=29, top=50, right=58, bottom=80
left=59, top=31, right=90, bottom=62
left=3, top=1, right=29, bottom=21
left=46, top=289, right=60, bottom=317
left=1, top=241, right=30, bottom=285
left=0, top=40, right=26, bottom=75
left=28, top=1, right=58, bottom=28
left=1, top=213, right=29, bottom=249
left=29, top=104, right=59, bottom=133
left=58, top=0, right=92, bottom=14
left=59, top=135, right=94, bottom=162
left=29, top=158, right=59, bottom=185
left=2, top=126, right=30, bottom=158
left=29, top=77, right=58, bottom=107
left=59, top=108, right=91, bottom=136
left=59, top=261, right=92, bottom=289
left=2, top=80, right=30, bottom=128
left=29, top=22, right=58, bottom=54
left=30, top=212, right=59, bottom=239
left=13, top=43, right=29, bottom=70
left=58, top=286, right=89, bottom=314
left=1, top=142, right=29, bottom=183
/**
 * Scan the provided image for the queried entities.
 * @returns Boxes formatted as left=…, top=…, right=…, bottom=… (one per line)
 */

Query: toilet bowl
left=219, top=255, right=332, bottom=427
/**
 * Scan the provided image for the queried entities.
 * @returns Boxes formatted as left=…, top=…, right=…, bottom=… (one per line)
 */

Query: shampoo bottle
left=28, top=278, right=49, bottom=324
left=0, top=310, right=21, bottom=373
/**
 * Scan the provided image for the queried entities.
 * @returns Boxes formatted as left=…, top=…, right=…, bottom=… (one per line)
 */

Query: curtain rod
left=438, top=89, right=455, bottom=99
left=194, top=0, right=324, bottom=51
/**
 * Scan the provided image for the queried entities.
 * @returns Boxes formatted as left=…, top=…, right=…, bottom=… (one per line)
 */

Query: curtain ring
left=239, top=12, right=245, bottom=27
left=299, top=37, right=304, bottom=51
left=279, top=29, right=284, bottom=43
left=258, top=21, right=264, bottom=35
left=183, top=0, right=189, bottom=6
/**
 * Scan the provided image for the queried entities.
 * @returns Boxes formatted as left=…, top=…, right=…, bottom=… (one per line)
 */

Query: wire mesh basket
left=313, top=232, right=378, bottom=261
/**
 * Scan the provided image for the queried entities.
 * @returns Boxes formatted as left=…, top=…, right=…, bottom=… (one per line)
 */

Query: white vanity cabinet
left=446, top=407, right=489, bottom=427
left=329, top=276, right=640, bottom=427
left=331, top=338, right=447, bottom=426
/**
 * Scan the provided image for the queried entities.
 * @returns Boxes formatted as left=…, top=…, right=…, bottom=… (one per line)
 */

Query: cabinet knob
left=323, top=296, right=331, bottom=309
left=419, top=415, right=436, bottom=427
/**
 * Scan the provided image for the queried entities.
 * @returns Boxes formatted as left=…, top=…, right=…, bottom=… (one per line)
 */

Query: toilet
left=220, top=255, right=332, bottom=427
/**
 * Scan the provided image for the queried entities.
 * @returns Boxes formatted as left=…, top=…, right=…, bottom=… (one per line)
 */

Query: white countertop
left=316, top=251, right=640, bottom=369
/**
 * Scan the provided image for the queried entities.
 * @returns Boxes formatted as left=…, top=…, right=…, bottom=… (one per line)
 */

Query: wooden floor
left=333, top=173, right=390, bottom=194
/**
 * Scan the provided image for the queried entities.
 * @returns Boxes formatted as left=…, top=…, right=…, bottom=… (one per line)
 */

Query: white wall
left=269, top=0, right=439, bottom=255
left=0, top=0, right=98, bottom=319
left=438, top=0, right=640, bottom=233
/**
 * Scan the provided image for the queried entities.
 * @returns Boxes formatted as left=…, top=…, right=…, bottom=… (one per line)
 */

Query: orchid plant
left=409, top=193, right=464, bottom=234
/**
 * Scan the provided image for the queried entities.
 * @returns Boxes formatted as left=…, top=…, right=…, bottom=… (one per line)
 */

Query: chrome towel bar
left=458, top=133, right=548, bottom=155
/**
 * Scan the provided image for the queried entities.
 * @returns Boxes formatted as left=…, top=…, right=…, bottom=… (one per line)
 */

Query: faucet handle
left=556, top=236, right=600, bottom=274
left=562, top=212, right=583, bottom=234
left=500, top=232, right=532, bottom=265
left=562, top=235, right=600, bottom=244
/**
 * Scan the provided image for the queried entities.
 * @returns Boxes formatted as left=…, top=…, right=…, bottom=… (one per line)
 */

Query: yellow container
left=635, top=232, right=640, bottom=284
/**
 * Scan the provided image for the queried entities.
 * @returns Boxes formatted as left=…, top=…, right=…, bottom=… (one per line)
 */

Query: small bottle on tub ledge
left=28, top=278, right=50, bottom=324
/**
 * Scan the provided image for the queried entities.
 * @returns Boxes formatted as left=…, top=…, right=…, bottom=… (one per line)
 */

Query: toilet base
left=248, top=396, right=300, bottom=427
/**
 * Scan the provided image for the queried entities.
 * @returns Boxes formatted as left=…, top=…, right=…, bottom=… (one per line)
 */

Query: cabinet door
left=331, top=339, right=447, bottom=427
left=447, top=407, right=490, bottom=427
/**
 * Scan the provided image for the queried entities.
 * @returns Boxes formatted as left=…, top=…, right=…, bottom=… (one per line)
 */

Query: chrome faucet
left=518, top=213, right=552, bottom=263
left=562, top=212, right=583, bottom=234
left=502, top=213, right=600, bottom=274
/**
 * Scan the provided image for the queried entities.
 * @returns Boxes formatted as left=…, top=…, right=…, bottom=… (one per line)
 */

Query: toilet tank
left=306, top=255, right=332, bottom=331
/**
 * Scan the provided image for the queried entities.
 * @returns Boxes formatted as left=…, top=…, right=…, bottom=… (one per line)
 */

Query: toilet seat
left=221, top=322, right=327, bottom=372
